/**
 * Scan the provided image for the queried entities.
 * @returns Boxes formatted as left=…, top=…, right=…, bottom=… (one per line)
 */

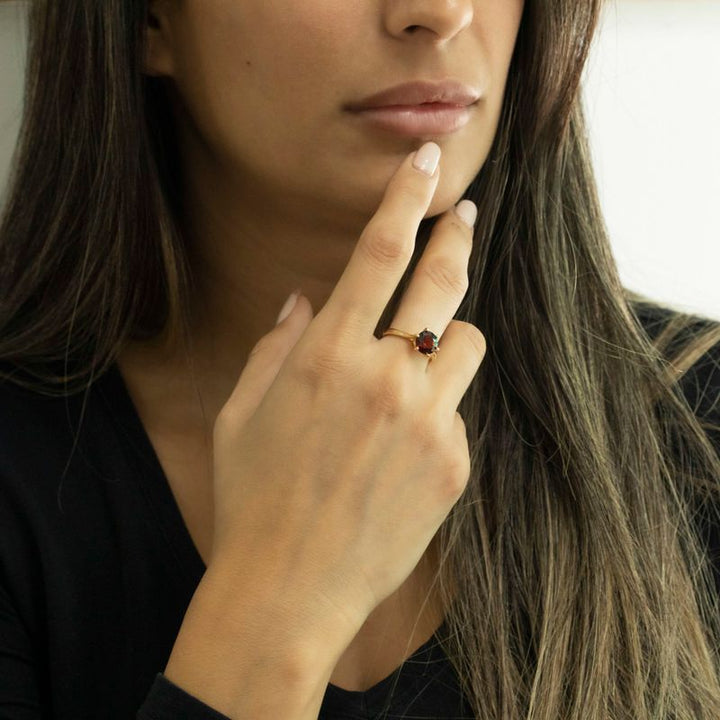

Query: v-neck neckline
left=98, top=361, right=207, bottom=582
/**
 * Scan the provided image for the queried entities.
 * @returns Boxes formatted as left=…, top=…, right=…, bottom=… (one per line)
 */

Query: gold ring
left=382, top=327, right=440, bottom=363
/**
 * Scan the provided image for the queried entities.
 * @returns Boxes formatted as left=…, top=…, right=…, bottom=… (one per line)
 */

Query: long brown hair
left=2, top=1, right=720, bottom=717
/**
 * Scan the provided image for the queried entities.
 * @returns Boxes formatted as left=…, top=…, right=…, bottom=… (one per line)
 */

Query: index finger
left=324, top=142, right=442, bottom=331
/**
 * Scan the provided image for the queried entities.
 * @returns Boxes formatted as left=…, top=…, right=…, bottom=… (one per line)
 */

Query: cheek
left=427, top=3, right=525, bottom=214
left=171, top=2, right=347, bottom=165
left=481, top=0, right=525, bottom=81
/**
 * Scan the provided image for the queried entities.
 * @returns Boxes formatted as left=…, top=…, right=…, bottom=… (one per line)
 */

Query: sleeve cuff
left=137, top=673, right=232, bottom=720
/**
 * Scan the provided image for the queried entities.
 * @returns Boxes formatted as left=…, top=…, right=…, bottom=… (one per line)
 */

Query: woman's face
left=147, top=0, right=525, bottom=226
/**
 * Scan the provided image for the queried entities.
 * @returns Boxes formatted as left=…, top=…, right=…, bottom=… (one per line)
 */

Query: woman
left=1, top=1, right=719, bottom=718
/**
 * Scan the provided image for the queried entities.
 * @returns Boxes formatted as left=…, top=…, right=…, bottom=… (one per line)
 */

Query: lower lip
left=350, top=103, right=475, bottom=136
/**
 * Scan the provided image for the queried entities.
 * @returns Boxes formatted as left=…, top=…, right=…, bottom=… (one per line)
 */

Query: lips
left=351, top=104, right=474, bottom=136
left=345, top=81, right=480, bottom=137
left=346, top=80, right=481, bottom=112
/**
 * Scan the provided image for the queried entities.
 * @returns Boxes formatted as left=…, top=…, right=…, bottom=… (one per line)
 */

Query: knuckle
left=295, top=345, right=353, bottom=386
left=360, top=225, right=411, bottom=271
left=440, top=452, right=471, bottom=500
left=417, top=257, right=468, bottom=299
left=366, top=367, right=413, bottom=418
left=408, top=416, right=469, bottom=500
left=453, top=412, right=469, bottom=445
left=248, top=333, right=282, bottom=361
left=449, top=217, right=474, bottom=240
left=457, top=322, right=487, bottom=362
left=394, top=178, right=429, bottom=207
left=408, top=412, right=445, bottom=453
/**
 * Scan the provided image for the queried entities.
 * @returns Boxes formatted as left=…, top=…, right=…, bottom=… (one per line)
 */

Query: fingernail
left=454, top=199, right=477, bottom=228
left=276, top=289, right=301, bottom=325
left=412, top=142, right=441, bottom=177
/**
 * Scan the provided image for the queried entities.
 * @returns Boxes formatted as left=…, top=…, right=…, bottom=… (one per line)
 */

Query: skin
left=127, top=0, right=524, bottom=697
left=132, top=0, right=525, bottom=413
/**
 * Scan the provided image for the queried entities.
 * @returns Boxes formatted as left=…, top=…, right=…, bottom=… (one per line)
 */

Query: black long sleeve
left=0, top=360, right=473, bottom=720
left=137, top=675, right=231, bottom=720
left=1, top=304, right=719, bottom=719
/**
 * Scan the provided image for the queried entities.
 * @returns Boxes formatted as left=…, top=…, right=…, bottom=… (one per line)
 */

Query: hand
left=209, top=142, right=486, bottom=639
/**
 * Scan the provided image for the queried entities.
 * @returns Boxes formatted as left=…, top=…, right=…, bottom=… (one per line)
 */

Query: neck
left=122, top=127, right=383, bottom=419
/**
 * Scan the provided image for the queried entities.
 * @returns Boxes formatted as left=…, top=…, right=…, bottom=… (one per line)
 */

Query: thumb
left=222, top=290, right=312, bottom=425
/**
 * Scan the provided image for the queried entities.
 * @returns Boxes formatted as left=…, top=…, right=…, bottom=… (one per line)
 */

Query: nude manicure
left=454, top=200, right=477, bottom=228
left=412, top=142, right=441, bottom=177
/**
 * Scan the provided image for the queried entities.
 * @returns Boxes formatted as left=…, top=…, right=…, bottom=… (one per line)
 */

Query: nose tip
left=386, top=1, right=474, bottom=44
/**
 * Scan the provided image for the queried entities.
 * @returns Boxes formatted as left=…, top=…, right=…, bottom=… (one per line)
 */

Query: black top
left=0, top=305, right=718, bottom=720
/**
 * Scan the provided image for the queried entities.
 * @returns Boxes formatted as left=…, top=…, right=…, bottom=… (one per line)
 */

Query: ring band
left=382, top=327, right=440, bottom=363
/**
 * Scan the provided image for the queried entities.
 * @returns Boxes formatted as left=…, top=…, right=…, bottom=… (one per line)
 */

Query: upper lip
left=346, top=80, right=481, bottom=111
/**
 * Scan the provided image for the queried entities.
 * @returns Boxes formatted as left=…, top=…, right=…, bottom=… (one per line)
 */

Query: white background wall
left=582, top=0, right=720, bottom=320
left=1, top=0, right=719, bottom=320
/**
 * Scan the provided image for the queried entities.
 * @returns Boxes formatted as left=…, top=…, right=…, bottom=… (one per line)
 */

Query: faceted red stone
left=415, top=329, right=438, bottom=354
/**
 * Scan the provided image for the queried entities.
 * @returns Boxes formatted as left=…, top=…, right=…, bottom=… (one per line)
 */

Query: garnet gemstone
left=415, top=329, right=439, bottom=355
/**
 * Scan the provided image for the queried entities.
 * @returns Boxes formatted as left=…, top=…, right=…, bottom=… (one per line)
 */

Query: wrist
left=165, top=570, right=347, bottom=719
left=190, top=562, right=363, bottom=671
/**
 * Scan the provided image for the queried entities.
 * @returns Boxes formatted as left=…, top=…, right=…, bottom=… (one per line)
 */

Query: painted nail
left=454, top=200, right=477, bottom=228
left=276, top=289, right=301, bottom=325
left=412, top=142, right=441, bottom=177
